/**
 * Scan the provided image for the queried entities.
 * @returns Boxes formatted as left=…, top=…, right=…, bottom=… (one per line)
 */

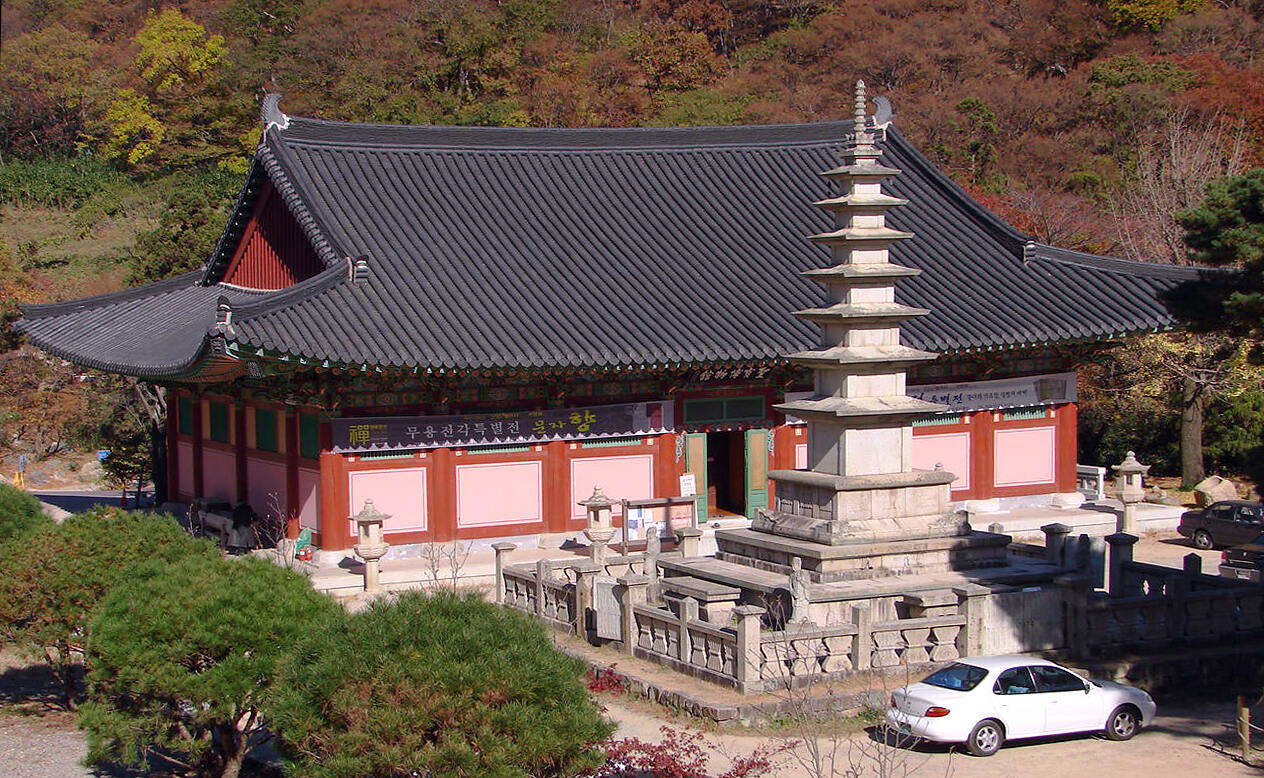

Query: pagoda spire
left=776, top=81, right=945, bottom=479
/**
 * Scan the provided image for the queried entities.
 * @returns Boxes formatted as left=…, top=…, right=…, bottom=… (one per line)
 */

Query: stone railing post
left=678, top=596, right=699, bottom=664
left=1055, top=574, right=1092, bottom=659
left=1183, top=552, right=1203, bottom=579
left=616, top=574, right=651, bottom=655
left=675, top=527, right=703, bottom=557
left=733, top=605, right=765, bottom=693
left=1106, top=532, right=1138, bottom=597
left=535, top=559, right=554, bottom=617
left=572, top=561, right=602, bottom=640
left=851, top=603, right=872, bottom=671
left=1041, top=522, right=1072, bottom=566
left=952, top=583, right=990, bottom=657
left=492, top=542, right=516, bottom=604
left=645, top=533, right=661, bottom=601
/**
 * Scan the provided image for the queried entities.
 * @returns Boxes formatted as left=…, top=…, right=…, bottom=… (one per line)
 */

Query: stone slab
left=713, top=527, right=1009, bottom=561
left=660, top=575, right=741, bottom=602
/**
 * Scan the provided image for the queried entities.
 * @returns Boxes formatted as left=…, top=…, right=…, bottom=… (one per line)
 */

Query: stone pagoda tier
left=715, top=82, right=1009, bottom=582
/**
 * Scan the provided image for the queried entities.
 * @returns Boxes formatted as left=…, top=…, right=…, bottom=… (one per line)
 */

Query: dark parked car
left=1177, top=500, right=1264, bottom=550
left=1220, top=532, right=1264, bottom=582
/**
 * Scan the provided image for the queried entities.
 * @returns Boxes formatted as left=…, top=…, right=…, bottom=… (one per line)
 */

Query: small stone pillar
left=678, top=596, right=699, bottom=664
left=579, top=486, right=616, bottom=564
left=850, top=602, right=872, bottom=670
left=674, top=526, right=702, bottom=557
left=351, top=500, right=390, bottom=593
left=492, top=542, right=516, bottom=604
left=952, top=583, right=990, bottom=657
left=616, top=574, right=651, bottom=655
left=1183, top=552, right=1203, bottom=578
left=1055, top=575, right=1093, bottom=659
left=733, top=605, right=766, bottom=693
left=572, top=561, right=602, bottom=639
left=1112, top=450, right=1150, bottom=534
left=1106, top=532, right=1139, bottom=596
left=1041, top=522, right=1072, bottom=566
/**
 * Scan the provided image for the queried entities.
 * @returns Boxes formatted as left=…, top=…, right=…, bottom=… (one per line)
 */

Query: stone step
left=659, top=556, right=788, bottom=594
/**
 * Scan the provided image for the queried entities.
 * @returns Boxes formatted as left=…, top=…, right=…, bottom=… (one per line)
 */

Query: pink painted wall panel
left=176, top=441, right=193, bottom=500
left=795, top=443, right=808, bottom=470
left=297, top=468, right=320, bottom=530
left=246, top=458, right=287, bottom=522
left=993, top=426, right=1057, bottom=487
left=912, top=432, right=972, bottom=491
left=348, top=468, right=428, bottom=534
left=457, top=461, right=542, bottom=527
left=202, top=448, right=236, bottom=502
left=569, top=455, right=655, bottom=519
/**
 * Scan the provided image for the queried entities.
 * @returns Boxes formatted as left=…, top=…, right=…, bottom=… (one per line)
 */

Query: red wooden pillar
left=430, top=447, right=456, bottom=542
left=234, top=401, right=248, bottom=504
left=318, top=449, right=351, bottom=550
left=191, top=393, right=204, bottom=498
left=1056, top=402, right=1079, bottom=492
left=654, top=432, right=679, bottom=498
left=284, top=409, right=300, bottom=539
left=544, top=440, right=568, bottom=533
left=165, top=390, right=180, bottom=500
left=972, top=409, right=996, bottom=500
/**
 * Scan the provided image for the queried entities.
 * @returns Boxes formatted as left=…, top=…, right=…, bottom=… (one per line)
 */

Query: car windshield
left=921, top=663, right=989, bottom=691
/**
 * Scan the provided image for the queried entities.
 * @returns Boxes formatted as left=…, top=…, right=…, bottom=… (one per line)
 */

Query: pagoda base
left=713, top=527, right=1012, bottom=583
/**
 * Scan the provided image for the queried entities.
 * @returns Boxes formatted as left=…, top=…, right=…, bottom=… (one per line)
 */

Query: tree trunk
left=1181, top=376, right=1205, bottom=489
left=216, top=724, right=245, bottom=778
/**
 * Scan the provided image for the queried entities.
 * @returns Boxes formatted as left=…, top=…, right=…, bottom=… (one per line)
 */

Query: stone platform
left=710, top=526, right=1012, bottom=583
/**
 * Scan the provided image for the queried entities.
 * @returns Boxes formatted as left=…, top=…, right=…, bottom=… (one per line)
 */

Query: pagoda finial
left=854, top=80, right=867, bottom=128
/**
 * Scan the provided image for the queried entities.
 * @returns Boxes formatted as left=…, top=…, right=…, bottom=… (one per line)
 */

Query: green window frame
left=208, top=402, right=230, bottom=443
left=177, top=396, right=193, bottom=435
left=255, top=408, right=278, bottom=452
left=682, top=395, right=766, bottom=425
left=299, top=413, right=320, bottom=460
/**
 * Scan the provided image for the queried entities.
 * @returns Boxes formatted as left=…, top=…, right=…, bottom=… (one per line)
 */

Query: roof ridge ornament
left=213, top=295, right=235, bottom=338
left=262, top=93, right=290, bottom=132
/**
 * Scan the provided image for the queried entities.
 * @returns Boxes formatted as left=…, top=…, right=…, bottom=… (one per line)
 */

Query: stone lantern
left=352, top=499, right=390, bottom=592
left=579, top=485, right=616, bottom=564
left=1112, top=450, right=1150, bottom=534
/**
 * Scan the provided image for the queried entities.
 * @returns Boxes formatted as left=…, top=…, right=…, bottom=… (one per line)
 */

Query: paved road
left=603, top=695, right=1257, bottom=777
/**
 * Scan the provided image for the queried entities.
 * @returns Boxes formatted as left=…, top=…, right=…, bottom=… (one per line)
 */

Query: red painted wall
left=222, top=181, right=323, bottom=290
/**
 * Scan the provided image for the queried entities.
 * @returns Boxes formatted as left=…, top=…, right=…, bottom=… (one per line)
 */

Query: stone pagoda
left=701, top=82, right=1010, bottom=585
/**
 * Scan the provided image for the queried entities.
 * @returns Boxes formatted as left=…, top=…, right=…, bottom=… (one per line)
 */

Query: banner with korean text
left=331, top=401, right=671, bottom=453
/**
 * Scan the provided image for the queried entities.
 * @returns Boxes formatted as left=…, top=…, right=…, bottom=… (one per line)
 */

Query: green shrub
left=268, top=590, right=614, bottom=778
left=0, top=482, right=50, bottom=543
left=0, top=155, right=128, bottom=209
left=0, top=507, right=215, bottom=707
left=80, top=555, right=342, bottom=778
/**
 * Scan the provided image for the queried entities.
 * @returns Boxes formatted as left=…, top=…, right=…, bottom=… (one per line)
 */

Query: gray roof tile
left=17, top=111, right=1204, bottom=378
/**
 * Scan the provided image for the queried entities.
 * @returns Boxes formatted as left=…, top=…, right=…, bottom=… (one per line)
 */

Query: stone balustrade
left=1060, top=548, right=1264, bottom=659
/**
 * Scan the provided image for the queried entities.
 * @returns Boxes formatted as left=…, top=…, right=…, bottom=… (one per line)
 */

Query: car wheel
left=1105, top=705, right=1139, bottom=741
left=1192, top=530, right=1213, bottom=550
left=966, top=719, right=1004, bottom=756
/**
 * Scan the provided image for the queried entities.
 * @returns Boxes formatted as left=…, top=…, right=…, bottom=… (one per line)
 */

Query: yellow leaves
left=1106, top=0, right=1207, bottom=31
left=134, top=8, right=226, bottom=93
left=101, top=90, right=166, bottom=167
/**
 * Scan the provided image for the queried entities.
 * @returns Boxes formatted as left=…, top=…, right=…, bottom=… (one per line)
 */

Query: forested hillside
left=1, top=0, right=1262, bottom=484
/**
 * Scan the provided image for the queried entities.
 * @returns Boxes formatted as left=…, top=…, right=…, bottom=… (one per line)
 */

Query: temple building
left=17, top=94, right=1197, bottom=553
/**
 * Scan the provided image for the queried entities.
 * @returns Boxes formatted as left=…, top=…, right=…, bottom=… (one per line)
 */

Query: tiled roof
left=17, top=104, right=1204, bottom=379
